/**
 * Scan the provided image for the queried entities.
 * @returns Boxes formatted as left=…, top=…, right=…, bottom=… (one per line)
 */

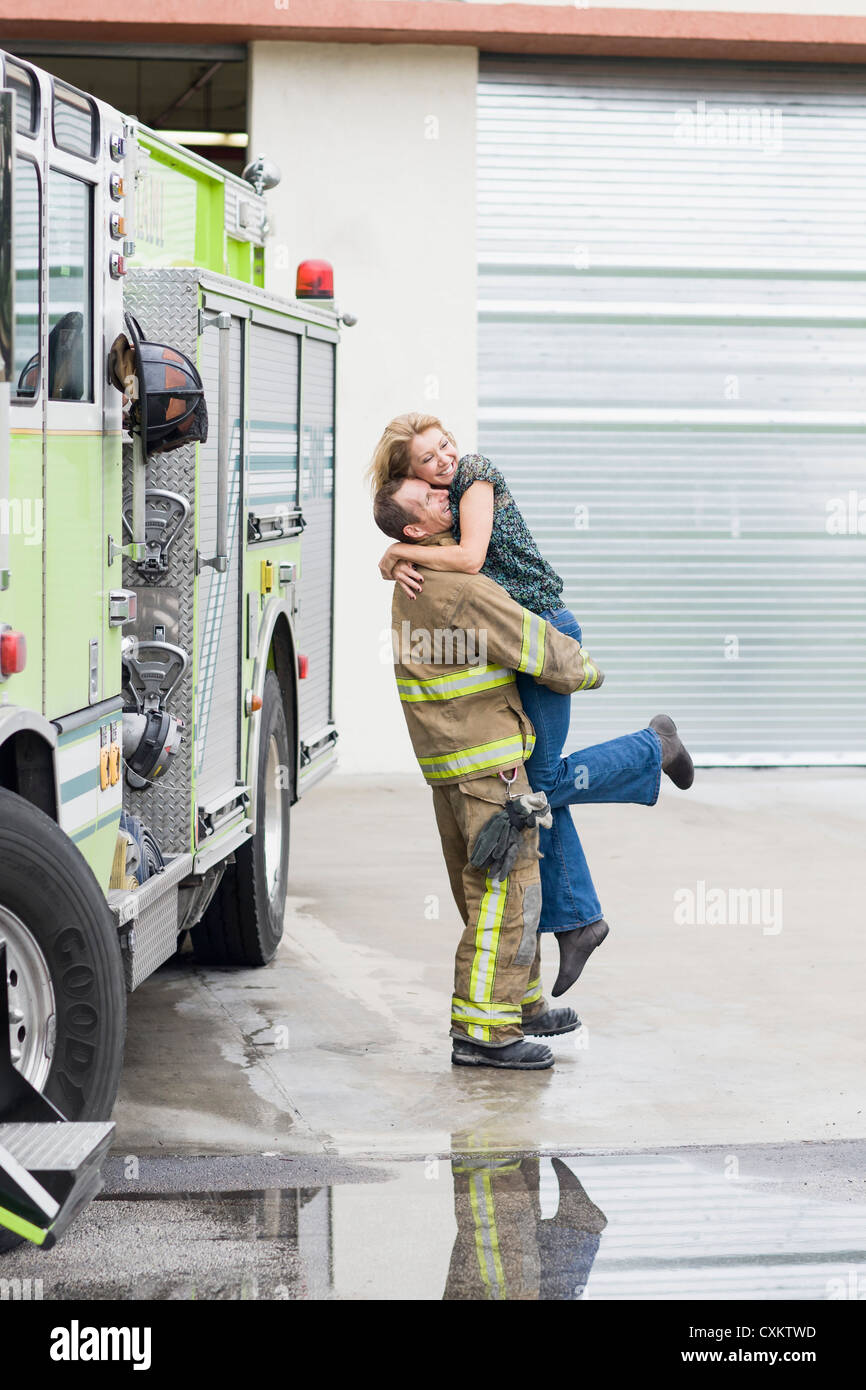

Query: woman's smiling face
left=408, top=426, right=458, bottom=487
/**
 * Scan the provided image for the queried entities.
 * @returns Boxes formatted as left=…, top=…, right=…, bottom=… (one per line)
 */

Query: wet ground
left=3, top=770, right=864, bottom=1300
left=3, top=1144, right=866, bottom=1300
left=116, top=770, right=866, bottom=1157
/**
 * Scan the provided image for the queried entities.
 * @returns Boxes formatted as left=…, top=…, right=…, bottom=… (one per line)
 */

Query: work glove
left=469, top=790, right=553, bottom=885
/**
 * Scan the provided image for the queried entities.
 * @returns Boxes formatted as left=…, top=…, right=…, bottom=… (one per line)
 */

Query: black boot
left=550, top=1157, right=608, bottom=1235
left=552, top=918, right=609, bottom=998
left=649, top=713, right=694, bottom=790
left=522, top=1007, right=581, bottom=1037
left=451, top=1037, right=554, bottom=1070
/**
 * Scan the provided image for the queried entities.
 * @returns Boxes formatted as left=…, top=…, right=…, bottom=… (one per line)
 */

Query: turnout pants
left=432, top=764, right=549, bottom=1047
left=444, top=1155, right=541, bottom=1300
left=443, top=1152, right=606, bottom=1300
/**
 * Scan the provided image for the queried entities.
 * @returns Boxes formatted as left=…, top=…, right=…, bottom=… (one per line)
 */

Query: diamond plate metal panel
left=122, top=269, right=200, bottom=853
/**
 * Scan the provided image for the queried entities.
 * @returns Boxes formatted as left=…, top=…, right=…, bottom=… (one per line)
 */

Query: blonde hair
left=366, top=412, right=457, bottom=493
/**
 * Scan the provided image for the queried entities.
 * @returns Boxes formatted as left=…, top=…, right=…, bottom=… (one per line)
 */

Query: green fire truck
left=0, top=49, right=341, bottom=1248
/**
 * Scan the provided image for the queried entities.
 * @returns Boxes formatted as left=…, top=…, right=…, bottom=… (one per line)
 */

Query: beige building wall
left=249, top=41, right=478, bottom=774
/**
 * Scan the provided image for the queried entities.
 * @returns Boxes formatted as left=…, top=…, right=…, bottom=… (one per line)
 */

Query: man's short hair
left=373, top=477, right=420, bottom=543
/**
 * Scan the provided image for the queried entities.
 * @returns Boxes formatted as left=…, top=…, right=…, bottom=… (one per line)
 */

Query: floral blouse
left=449, top=454, right=564, bottom=615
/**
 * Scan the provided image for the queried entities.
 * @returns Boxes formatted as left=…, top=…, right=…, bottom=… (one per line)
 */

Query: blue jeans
left=515, top=608, right=662, bottom=934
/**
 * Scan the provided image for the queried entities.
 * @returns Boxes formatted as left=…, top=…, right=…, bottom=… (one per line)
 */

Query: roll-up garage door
left=478, top=57, right=866, bottom=764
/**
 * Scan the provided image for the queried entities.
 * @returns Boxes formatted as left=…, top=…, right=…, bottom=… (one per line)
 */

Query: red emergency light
left=296, top=260, right=333, bottom=300
left=0, top=629, right=27, bottom=677
left=298, top=654, right=309, bottom=680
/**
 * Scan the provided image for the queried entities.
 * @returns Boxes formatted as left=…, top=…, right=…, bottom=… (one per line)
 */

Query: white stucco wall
left=249, top=41, right=478, bottom=774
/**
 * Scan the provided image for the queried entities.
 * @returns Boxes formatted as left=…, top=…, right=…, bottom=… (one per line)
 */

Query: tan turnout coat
left=391, top=535, right=602, bottom=786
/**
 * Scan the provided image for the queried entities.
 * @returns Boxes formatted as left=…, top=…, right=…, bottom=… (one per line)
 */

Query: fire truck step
left=0, top=1120, right=114, bottom=1172
left=0, top=1120, right=114, bottom=1248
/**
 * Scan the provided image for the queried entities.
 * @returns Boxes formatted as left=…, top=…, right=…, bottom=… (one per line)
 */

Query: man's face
left=408, top=426, right=459, bottom=487
left=396, top=476, right=453, bottom=540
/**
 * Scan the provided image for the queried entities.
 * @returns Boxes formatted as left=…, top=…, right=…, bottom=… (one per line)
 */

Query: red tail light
left=0, top=629, right=27, bottom=677
left=298, top=654, right=309, bottom=680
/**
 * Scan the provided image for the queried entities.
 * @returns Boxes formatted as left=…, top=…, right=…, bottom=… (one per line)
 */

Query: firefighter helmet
left=111, top=312, right=208, bottom=454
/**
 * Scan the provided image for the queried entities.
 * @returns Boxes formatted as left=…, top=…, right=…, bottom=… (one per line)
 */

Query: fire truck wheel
left=191, top=670, right=292, bottom=966
left=0, top=787, right=127, bottom=1124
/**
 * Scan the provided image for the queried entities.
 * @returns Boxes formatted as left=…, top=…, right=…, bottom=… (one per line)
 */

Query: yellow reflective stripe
left=454, top=1157, right=523, bottom=1175
left=469, top=1171, right=506, bottom=1298
left=453, top=997, right=521, bottom=1017
left=455, top=1018, right=515, bottom=1029
left=397, top=663, right=505, bottom=691
left=535, top=615, right=546, bottom=677
left=467, top=1023, right=490, bottom=1042
left=469, top=874, right=507, bottom=1005
left=522, top=977, right=543, bottom=1005
left=577, top=650, right=599, bottom=691
left=397, top=664, right=516, bottom=703
left=418, top=732, right=534, bottom=782
left=519, top=609, right=532, bottom=673
left=453, top=997, right=521, bottom=1024
left=517, top=609, right=546, bottom=678
left=0, top=1204, right=48, bottom=1246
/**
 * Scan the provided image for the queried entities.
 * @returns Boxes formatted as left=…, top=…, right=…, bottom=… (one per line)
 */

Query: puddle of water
left=61, top=1151, right=866, bottom=1300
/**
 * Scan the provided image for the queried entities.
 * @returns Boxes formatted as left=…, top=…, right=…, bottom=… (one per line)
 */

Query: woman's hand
left=392, top=558, right=424, bottom=601
left=378, top=544, right=402, bottom=581
left=378, top=544, right=423, bottom=598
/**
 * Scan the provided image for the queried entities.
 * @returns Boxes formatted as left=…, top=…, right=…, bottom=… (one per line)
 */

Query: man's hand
left=392, top=558, right=424, bottom=601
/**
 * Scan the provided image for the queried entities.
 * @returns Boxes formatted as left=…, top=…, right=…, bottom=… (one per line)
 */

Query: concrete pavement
left=4, top=771, right=863, bottom=1302
left=114, top=768, right=866, bottom=1158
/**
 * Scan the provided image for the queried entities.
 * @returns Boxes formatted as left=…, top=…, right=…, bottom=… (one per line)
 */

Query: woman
left=368, top=412, right=693, bottom=996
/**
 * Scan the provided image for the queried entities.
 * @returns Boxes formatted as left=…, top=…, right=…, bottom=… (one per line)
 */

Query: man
left=374, top=475, right=610, bottom=1071
left=375, top=473, right=695, bottom=1070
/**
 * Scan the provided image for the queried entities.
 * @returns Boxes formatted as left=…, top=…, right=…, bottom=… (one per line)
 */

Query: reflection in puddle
left=79, top=1150, right=866, bottom=1301
left=444, top=1155, right=605, bottom=1300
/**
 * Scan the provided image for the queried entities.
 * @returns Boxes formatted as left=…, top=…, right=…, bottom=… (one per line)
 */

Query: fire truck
left=0, top=50, right=342, bottom=1248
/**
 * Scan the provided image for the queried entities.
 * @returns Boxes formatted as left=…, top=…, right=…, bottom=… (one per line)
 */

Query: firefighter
left=374, top=475, right=605, bottom=1070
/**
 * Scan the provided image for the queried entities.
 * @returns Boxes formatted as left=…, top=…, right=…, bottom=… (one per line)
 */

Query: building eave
left=2, top=3, right=866, bottom=64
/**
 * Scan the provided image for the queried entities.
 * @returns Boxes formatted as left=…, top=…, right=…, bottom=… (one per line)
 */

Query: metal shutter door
left=298, top=335, right=335, bottom=743
left=478, top=57, right=866, bottom=764
left=248, top=322, right=300, bottom=513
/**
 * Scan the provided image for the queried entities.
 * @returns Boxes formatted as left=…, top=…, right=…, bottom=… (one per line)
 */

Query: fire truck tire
left=191, top=670, right=292, bottom=967
left=0, top=788, right=127, bottom=1124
